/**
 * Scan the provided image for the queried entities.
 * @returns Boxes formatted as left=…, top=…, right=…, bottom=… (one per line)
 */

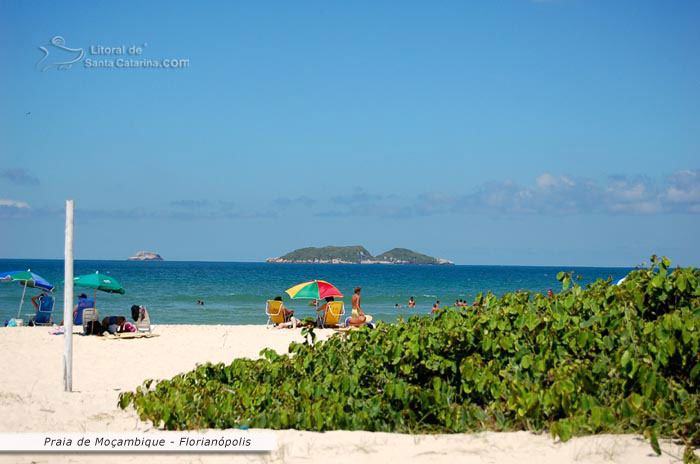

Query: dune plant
left=119, top=256, right=699, bottom=460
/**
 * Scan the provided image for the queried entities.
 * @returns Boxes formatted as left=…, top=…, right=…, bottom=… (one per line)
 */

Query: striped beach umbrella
left=285, top=280, right=343, bottom=300
left=0, top=269, right=55, bottom=319
left=0, top=270, right=55, bottom=292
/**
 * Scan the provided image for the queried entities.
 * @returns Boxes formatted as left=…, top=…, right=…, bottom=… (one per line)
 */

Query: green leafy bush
left=120, top=256, right=699, bottom=458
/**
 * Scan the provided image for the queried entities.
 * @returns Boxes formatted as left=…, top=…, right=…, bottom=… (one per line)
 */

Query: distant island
left=266, top=246, right=453, bottom=265
left=127, top=251, right=164, bottom=261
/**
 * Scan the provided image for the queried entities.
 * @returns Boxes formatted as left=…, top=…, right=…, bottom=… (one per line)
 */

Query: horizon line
left=0, top=256, right=647, bottom=269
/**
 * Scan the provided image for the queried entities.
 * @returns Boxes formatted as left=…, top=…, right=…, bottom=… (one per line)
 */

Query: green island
left=120, top=256, right=699, bottom=460
left=266, top=246, right=454, bottom=265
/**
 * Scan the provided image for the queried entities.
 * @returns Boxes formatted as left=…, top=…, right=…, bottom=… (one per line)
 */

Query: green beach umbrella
left=73, top=271, right=125, bottom=306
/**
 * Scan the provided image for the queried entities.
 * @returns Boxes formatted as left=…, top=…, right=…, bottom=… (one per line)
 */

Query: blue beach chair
left=32, top=294, right=55, bottom=326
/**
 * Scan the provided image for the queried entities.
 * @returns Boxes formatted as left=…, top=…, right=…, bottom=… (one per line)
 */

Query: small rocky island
left=127, top=251, right=164, bottom=261
left=267, top=246, right=453, bottom=265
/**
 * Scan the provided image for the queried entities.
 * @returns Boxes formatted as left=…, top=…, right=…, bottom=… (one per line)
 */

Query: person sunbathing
left=272, top=296, right=300, bottom=328
left=102, top=316, right=127, bottom=334
left=316, top=296, right=333, bottom=315
left=347, top=287, right=367, bottom=327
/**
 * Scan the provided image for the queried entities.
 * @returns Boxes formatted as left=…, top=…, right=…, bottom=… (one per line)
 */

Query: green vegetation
left=119, top=256, right=699, bottom=460
left=275, top=245, right=373, bottom=263
left=269, top=245, right=450, bottom=264
left=375, top=247, right=444, bottom=264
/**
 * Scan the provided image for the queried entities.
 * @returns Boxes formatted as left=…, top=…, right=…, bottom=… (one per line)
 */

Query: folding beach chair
left=81, top=307, right=99, bottom=334
left=31, top=294, right=54, bottom=326
left=265, top=300, right=286, bottom=327
left=317, top=301, right=345, bottom=328
left=134, top=306, right=152, bottom=333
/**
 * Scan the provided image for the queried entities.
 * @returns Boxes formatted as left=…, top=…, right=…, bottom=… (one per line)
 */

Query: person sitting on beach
left=73, top=294, right=93, bottom=322
left=274, top=296, right=294, bottom=320
left=347, top=287, right=367, bottom=327
left=317, top=296, right=333, bottom=313
left=59, top=293, right=93, bottom=326
left=408, top=296, right=415, bottom=308
left=315, top=296, right=335, bottom=325
left=31, top=292, right=48, bottom=310
left=271, top=296, right=300, bottom=328
left=130, top=305, right=151, bottom=330
left=27, top=292, right=52, bottom=326
left=102, top=316, right=127, bottom=334
left=131, top=305, right=142, bottom=322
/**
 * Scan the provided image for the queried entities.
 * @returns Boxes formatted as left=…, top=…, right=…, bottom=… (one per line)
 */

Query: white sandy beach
left=0, top=325, right=689, bottom=463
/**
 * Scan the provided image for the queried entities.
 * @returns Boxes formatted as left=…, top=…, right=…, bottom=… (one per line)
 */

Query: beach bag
left=85, top=320, right=106, bottom=336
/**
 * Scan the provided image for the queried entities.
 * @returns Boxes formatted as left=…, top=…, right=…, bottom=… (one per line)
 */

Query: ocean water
left=0, top=259, right=632, bottom=326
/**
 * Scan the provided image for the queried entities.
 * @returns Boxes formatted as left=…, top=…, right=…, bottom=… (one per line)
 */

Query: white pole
left=16, top=279, right=28, bottom=319
left=63, top=200, right=74, bottom=392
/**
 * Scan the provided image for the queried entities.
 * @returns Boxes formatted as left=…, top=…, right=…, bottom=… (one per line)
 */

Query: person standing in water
left=408, top=296, right=415, bottom=308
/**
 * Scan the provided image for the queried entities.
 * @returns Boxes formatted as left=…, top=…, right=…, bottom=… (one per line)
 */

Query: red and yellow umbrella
left=285, top=280, right=343, bottom=300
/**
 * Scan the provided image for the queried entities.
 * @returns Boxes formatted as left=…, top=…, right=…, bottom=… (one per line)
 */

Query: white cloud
left=0, top=199, right=30, bottom=209
left=603, top=176, right=659, bottom=214
left=661, top=170, right=700, bottom=212
left=535, top=173, right=575, bottom=190
left=312, top=170, right=700, bottom=218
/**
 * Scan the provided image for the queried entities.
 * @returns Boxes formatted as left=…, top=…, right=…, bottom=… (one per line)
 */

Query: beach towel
left=50, top=326, right=65, bottom=335
left=99, top=332, right=159, bottom=340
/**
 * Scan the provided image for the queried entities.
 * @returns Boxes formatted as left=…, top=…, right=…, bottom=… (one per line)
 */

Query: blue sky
left=1, top=0, right=699, bottom=266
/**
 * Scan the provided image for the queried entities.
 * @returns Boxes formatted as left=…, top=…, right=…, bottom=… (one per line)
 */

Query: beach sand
left=0, top=325, right=688, bottom=463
